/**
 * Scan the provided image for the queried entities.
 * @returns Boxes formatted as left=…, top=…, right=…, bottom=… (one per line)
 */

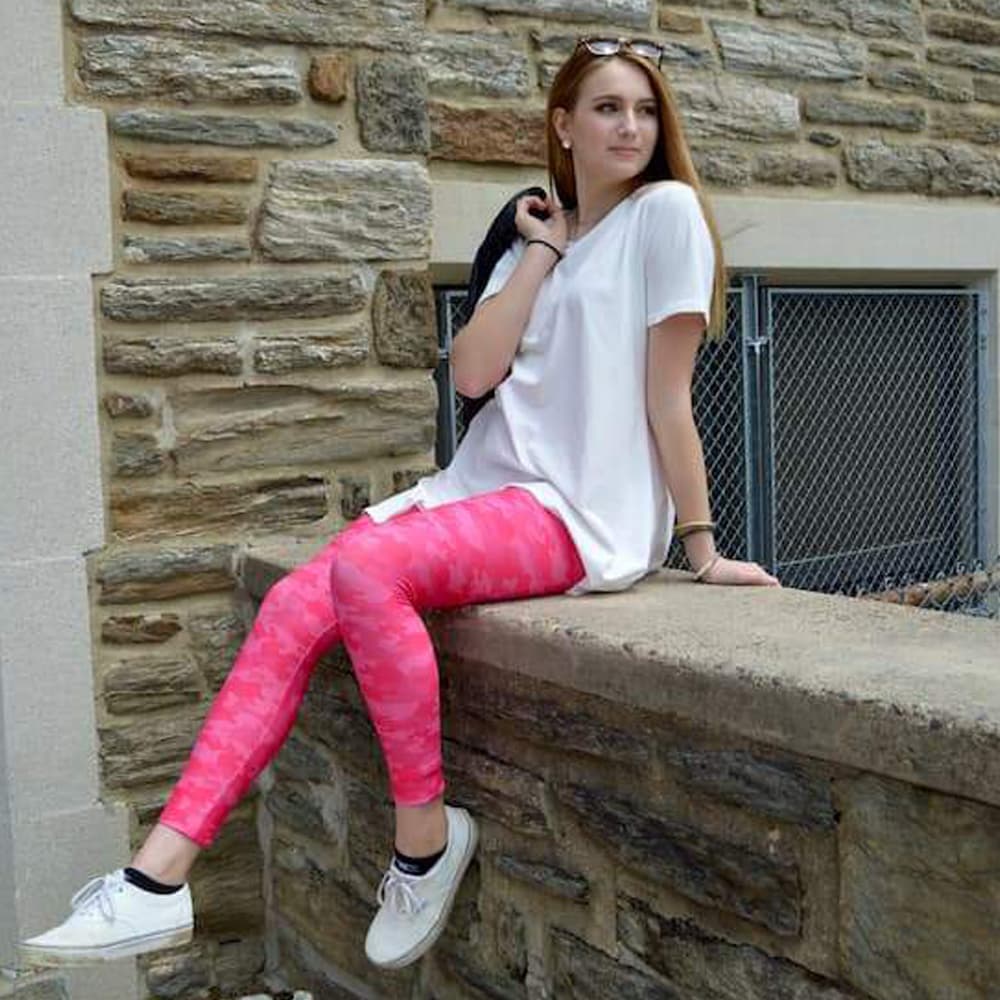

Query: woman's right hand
left=514, top=192, right=569, bottom=253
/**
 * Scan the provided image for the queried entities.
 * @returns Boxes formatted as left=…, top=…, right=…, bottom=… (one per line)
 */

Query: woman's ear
left=551, top=106, right=570, bottom=147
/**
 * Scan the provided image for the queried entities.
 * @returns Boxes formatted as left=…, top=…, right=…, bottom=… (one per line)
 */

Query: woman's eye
left=596, top=102, right=618, bottom=112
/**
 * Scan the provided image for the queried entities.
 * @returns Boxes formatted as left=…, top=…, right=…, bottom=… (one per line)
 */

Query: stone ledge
left=242, top=541, right=1000, bottom=810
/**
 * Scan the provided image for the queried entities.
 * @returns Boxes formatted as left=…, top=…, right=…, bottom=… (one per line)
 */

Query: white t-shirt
left=363, top=180, right=716, bottom=596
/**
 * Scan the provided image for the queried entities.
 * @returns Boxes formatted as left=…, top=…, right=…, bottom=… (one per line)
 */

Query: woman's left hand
left=699, top=556, right=781, bottom=587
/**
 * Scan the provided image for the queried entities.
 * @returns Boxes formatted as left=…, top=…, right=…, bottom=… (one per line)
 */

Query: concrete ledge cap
left=243, top=542, right=1000, bottom=809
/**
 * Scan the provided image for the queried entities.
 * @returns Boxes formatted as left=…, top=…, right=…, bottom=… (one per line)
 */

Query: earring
left=562, top=140, right=571, bottom=150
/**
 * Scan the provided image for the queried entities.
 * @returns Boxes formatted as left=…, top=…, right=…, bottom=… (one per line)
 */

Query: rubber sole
left=17, top=924, right=193, bottom=968
left=368, top=812, right=480, bottom=971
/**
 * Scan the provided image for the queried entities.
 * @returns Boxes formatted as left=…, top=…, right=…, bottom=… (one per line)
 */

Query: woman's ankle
left=131, top=823, right=201, bottom=885
left=394, top=797, right=448, bottom=858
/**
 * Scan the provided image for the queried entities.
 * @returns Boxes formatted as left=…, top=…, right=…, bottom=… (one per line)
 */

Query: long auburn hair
left=546, top=45, right=727, bottom=342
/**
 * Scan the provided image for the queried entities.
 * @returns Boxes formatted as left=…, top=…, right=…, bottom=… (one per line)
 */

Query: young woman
left=20, top=36, right=778, bottom=975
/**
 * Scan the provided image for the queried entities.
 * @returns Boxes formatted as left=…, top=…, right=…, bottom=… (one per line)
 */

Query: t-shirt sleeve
left=641, top=182, right=716, bottom=329
left=475, top=241, right=524, bottom=309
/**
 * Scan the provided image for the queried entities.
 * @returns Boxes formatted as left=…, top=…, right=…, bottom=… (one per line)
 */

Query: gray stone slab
left=448, top=0, right=650, bottom=28
left=110, top=109, right=339, bottom=148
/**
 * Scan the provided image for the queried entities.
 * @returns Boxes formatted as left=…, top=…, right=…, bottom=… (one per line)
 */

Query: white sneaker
left=365, top=805, right=478, bottom=970
left=18, top=869, right=193, bottom=967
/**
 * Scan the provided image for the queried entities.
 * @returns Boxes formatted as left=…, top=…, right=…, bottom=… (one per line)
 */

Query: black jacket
left=455, top=185, right=548, bottom=428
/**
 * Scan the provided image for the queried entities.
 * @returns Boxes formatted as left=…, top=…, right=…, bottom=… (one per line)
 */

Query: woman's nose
left=618, top=110, right=638, bottom=134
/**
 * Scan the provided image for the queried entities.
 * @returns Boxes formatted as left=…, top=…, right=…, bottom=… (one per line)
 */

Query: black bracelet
left=525, top=238, right=564, bottom=261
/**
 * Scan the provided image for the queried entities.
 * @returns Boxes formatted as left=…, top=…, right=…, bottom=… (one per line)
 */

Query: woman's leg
left=329, top=486, right=585, bottom=853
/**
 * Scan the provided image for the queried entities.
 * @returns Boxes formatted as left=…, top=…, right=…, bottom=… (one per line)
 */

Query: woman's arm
left=647, top=312, right=780, bottom=586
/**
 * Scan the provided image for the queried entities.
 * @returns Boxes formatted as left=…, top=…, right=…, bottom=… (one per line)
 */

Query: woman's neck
left=571, top=178, right=637, bottom=239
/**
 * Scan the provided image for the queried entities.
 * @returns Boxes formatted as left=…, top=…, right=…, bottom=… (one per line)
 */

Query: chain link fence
left=435, top=280, right=997, bottom=619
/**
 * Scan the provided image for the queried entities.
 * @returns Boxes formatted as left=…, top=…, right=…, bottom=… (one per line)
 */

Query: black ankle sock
left=392, top=842, right=447, bottom=877
left=124, top=866, right=183, bottom=895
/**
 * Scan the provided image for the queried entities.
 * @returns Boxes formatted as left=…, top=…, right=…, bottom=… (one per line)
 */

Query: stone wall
left=61, top=0, right=1000, bottom=995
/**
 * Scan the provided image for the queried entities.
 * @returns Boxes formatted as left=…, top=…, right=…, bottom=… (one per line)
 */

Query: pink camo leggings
left=159, top=486, right=586, bottom=847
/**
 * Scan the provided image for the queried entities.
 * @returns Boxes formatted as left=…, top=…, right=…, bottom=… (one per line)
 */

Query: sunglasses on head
left=577, top=36, right=665, bottom=70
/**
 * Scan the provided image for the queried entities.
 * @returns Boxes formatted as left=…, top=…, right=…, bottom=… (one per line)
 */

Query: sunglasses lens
left=629, top=42, right=661, bottom=60
left=585, top=39, right=620, bottom=55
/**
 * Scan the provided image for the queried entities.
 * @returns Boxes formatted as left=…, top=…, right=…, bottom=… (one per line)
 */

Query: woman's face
left=556, top=57, right=659, bottom=190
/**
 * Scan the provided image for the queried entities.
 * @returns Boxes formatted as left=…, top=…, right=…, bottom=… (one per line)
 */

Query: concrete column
left=0, top=4, right=136, bottom=998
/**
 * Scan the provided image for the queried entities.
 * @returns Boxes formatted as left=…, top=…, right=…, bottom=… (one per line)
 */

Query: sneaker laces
left=376, top=867, right=427, bottom=918
left=69, top=872, right=124, bottom=922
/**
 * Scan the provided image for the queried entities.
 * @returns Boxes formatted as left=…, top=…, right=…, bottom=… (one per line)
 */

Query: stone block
left=309, top=54, right=350, bottom=103
left=104, top=336, right=243, bottom=376
left=96, top=544, right=235, bottom=604
left=807, top=131, right=842, bottom=147
left=803, top=92, right=925, bottom=130
left=659, top=8, right=705, bottom=32
left=559, top=781, right=801, bottom=934
left=143, top=944, right=212, bottom=999
left=711, top=19, right=865, bottom=79
left=252, top=330, right=368, bottom=373
left=664, top=747, right=837, bottom=827
left=123, top=153, right=258, bottom=183
left=839, top=775, right=1000, bottom=999
left=928, top=42, right=1000, bottom=75
left=494, top=854, right=590, bottom=903
left=123, top=235, right=251, bottom=264
left=100, top=713, right=204, bottom=788
left=258, top=160, right=431, bottom=262
left=672, top=76, right=800, bottom=141
left=77, top=34, right=301, bottom=103
left=357, top=58, right=429, bottom=153
left=339, top=476, right=372, bottom=520
left=931, top=105, right=1000, bottom=143
left=4, top=974, right=69, bottom=1000
left=344, top=775, right=394, bottom=890
left=449, top=0, right=650, bottom=28
left=928, top=10, right=1000, bottom=45
left=110, top=109, right=339, bottom=148
left=102, top=655, right=202, bottom=714
left=868, top=61, right=973, bottom=102
left=214, top=936, right=267, bottom=996
left=101, top=612, right=182, bottom=644
left=104, top=390, right=155, bottom=419
left=429, top=103, right=546, bottom=165
left=392, top=467, right=437, bottom=492
left=102, top=272, right=368, bottom=323
left=187, top=609, right=245, bottom=689
left=110, top=430, right=166, bottom=477
left=268, top=780, right=337, bottom=842
left=551, top=929, right=670, bottom=998
left=756, top=0, right=923, bottom=42
left=273, top=734, right=333, bottom=784
left=122, top=190, right=249, bottom=225
left=110, top=476, right=328, bottom=541
left=751, top=150, right=839, bottom=187
left=976, top=74, right=1000, bottom=103
left=845, top=139, right=1000, bottom=195
left=618, top=896, right=856, bottom=998
left=372, top=269, right=437, bottom=368
left=419, top=33, right=531, bottom=98
left=70, top=0, right=424, bottom=49
left=692, top=145, right=752, bottom=186
left=169, top=381, right=436, bottom=474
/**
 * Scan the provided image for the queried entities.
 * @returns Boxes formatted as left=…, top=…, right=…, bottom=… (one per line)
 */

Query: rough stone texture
left=804, top=92, right=925, bottom=130
left=102, top=656, right=202, bottom=714
left=419, top=33, right=530, bottom=99
left=692, top=145, right=753, bottom=186
left=868, top=39, right=916, bottom=58
left=551, top=930, right=670, bottom=998
left=76, top=34, right=301, bottom=104
left=104, top=337, right=243, bottom=376
left=618, top=896, right=857, bottom=998
left=96, top=544, right=235, bottom=604
left=752, top=150, right=839, bottom=186
left=339, top=476, right=371, bottom=520
left=673, top=76, right=800, bottom=141
left=659, top=8, right=705, bottom=32
left=110, top=430, right=166, bottom=477
left=309, top=54, right=349, bottom=103
left=253, top=329, right=368, bottom=373
left=560, top=781, right=801, bottom=934
left=169, top=381, right=436, bottom=473
left=123, top=153, right=258, bottom=182
left=928, top=10, right=1000, bottom=46
left=70, top=0, right=424, bottom=48
left=391, top=466, right=437, bottom=493
left=123, top=235, right=252, bottom=264
left=808, top=131, right=842, bottom=147
left=448, top=0, right=651, bottom=28
left=756, top=0, right=924, bottom=43
left=931, top=106, right=1000, bottom=143
left=110, top=476, right=328, bottom=540
left=868, top=61, right=974, bottom=102
left=952, top=0, right=1000, bottom=15
left=494, top=854, right=590, bottom=902
left=839, top=775, right=1000, bottom=1000
left=101, top=272, right=368, bottom=323
left=273, top=735, right=333, bottom=784
left=110, top=109, right=340, bottom=148
left=4, top=975, right=70, bottom=1000
left=187, top=610, right=245, bottom=690
left=100, top=714, right=204, bottom=787
left=664, top=748, right=837, bottom=827
left=711, top=19, right=866, bottom=80
left=259, top=160, right=430, bottom=262
left=430, top=103, right=546, bottom=165
left=102, top=612, right=182, bottom=644
left=845, top=138, right=1000, bottom=195
left=372, top=269, right=437, bottom=368
left=268, top=780, right=337, bottom=842
left=975, top=75, right=1000, bottom=104
left=104, top=390, right=155, bottom=419
left=214, top=937, right=267, bottom=996
left=356, top=58, right=429, bottom=154
left=928, top=42, right=1000, bottom=75
left=122, top=190, right=248, bottom=225
left=143, top=945, right=212, bottom=999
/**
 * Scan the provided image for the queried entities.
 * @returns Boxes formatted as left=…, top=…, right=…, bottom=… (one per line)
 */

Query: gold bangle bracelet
left=675, top=520, right=716, bottom=540
left=693, top=555, right=721, bottom=582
